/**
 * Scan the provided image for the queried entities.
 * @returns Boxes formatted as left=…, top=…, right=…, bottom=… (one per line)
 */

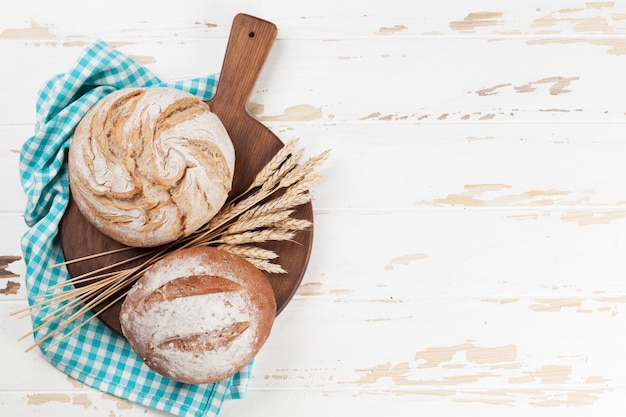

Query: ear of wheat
left=12, top=139, right=329, bottom=352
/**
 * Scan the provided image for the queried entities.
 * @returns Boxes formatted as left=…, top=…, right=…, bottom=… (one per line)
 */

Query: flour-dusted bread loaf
left=119, top=246, right=276, bottom=384
left=68, top=87, right=235, bottom=247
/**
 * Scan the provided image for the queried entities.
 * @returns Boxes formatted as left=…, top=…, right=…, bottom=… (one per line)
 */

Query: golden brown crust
left=68, top=87, right=235, bottom=247
left=119, top=247, right=276, bottom=384
left=142, top=275, right=244, bottom=307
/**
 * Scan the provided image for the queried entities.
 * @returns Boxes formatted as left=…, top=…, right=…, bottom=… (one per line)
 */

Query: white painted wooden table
left=3, top=1, right=626, bottom=415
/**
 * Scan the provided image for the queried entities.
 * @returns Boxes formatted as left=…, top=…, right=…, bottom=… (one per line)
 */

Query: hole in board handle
left=248, top=31, right=255, bottom=38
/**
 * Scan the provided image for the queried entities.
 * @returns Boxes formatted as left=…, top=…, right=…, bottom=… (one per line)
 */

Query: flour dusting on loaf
left=119, top=247, right=276, bottom=384
left=68, top=87, right=235, bottom=247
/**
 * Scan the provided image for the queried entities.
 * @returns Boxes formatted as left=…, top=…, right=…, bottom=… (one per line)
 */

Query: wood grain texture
left=3, top=1, right=626, bottom=416
left=59, top=14, right=314, bottom=334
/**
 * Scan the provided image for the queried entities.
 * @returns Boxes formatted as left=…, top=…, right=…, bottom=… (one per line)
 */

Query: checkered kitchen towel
left=19, top=40, right=251, bottom=417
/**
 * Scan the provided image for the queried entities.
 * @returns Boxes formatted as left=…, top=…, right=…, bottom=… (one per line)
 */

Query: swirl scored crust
left=68, top=87, right=235, bottom=247
left=119, top=247, right=276, bottom=384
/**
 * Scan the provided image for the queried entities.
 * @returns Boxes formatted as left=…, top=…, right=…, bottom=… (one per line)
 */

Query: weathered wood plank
left=3, top=1, right=626, bottom=416
left=2, top=36, right=626, bottom=125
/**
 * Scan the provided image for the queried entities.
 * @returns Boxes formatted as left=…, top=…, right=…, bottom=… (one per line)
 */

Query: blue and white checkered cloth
left=19, top=40, right=251, bottom=417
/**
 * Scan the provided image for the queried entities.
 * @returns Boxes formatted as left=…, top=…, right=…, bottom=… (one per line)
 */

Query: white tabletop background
left=2, top=1, right=626, bottom=416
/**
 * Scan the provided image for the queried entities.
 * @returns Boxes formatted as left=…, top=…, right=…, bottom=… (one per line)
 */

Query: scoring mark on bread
left=144, top=275, right=243, bottom=305
left=156, top=321, right=251, bottom=352
left=154, top=97, right=209, bottom=138
left=71, top=87, right=237, bottom=247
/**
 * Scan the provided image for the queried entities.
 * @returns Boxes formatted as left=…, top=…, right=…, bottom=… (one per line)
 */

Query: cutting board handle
left=209, top=13, right=278, bottom=115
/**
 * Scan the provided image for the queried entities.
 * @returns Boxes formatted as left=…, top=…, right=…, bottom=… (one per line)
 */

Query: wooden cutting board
left=59, top=13, right=314, bottom=335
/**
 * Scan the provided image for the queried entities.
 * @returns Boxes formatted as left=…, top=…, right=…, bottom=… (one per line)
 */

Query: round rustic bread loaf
left=119, top=246, right=276, bottom=384
left=68, top=87, right=235, bottom=247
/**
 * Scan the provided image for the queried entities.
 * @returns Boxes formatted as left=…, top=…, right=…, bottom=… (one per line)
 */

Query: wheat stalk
left=216, top=244, right=279, bottom=260
left=248, top=138, right=299, bottom=190
left=214, top=245, right=286, bottom=274
left=243, top=258, right=286, bottom=274
left=225, top=209, right=294, bottom=234
left=259, top=149, right=304, bottom=192
left=238, top=179, right=316, bottom=222
left=13, top=139, right=329, bottom=351
left=275, top=217, right=313, bottom=232
left=278, top=149, right=331, bottom=189
left=218, top=229, right=297, bottom=245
